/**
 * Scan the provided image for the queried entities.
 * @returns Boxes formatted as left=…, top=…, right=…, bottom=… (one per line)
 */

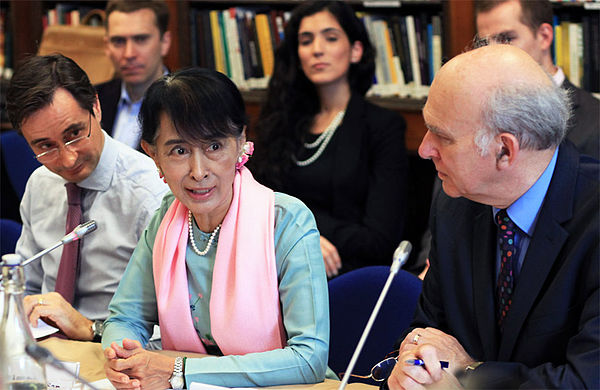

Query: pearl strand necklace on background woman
left=295, top=110, right=346, bottom=167
left=188, top=210, right=221, bottom=256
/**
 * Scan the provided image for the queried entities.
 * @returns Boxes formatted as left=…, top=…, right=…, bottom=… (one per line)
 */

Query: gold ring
left=412, top=333, right=421, bottom=345
left=37, top=298, right=44, bottom=305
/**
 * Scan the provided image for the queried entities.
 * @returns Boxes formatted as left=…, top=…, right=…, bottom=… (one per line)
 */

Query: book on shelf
left=405, top=15, right=424, bottom=97
left=224, top=8, right=245, bottom=88
left=584, top=13, right=600, bottom=92
left=235, top=9, right=253, bottom=82
left=431, top=15, right=442, bottom=78
left=568, top=20, right=582, bottom=88
left=255, top=13, right=275, bottom=78
left=246, top=10, right=267, bottom=88
left=202, top=10, right=216, bottom=70
left=210, top=10, right=227, bottom=75
left=189, top=11, right=198, bottom=68
left=219, top=11, right=232, bottom=77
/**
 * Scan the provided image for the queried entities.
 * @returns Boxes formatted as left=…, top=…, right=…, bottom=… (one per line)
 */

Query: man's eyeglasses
left=339, top=351, right=450, bottom=383
left=339, top=351, right=399, bottom=382
left=34, top=113, right=92, bottom=163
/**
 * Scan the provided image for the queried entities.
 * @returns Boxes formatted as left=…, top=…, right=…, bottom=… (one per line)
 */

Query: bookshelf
left=550, top=1, right=600, bottom=94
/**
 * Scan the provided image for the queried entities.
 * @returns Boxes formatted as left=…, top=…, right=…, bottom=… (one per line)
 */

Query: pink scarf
left=152, top=167, right=286, bottom=354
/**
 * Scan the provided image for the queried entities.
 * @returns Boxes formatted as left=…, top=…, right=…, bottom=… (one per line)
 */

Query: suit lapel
left=471, top=205, right=499, bottom=359
left=498, top=143, right=577, bottom=360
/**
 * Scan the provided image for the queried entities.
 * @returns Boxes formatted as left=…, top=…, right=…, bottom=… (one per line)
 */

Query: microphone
left=61, top=220, right=98, bottom=245
left=25, top=343, right=100, bottom=390
left=21, top=220, right=97, bottom=267
left=391, top=240, right=412, bottom=275
left=338, top=241, right=413, bottom=390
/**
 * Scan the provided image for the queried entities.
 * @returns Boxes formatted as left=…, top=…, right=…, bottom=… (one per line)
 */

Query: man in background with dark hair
left=476, top=0, right=599, bottom=159
left=97, top=0, right=171, bottom=150
left=6, top=54, right=167, bottom=341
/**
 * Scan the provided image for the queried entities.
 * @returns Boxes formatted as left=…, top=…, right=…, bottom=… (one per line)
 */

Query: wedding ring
left=37, top=297, right=44, bottom=305
left=412, top=333, right=422, bottom=345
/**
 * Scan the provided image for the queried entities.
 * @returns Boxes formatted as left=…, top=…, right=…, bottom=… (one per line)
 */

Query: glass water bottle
left=1, top=254, right=47, bottom=390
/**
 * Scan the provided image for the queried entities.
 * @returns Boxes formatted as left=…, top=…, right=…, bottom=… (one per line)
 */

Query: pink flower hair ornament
left=236, top=141, right=254, bottom=170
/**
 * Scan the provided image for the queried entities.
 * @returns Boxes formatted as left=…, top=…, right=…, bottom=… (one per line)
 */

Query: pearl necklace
left=295, top=110, right=346, bottom=167
left=188, top=210, right=221, bottom=256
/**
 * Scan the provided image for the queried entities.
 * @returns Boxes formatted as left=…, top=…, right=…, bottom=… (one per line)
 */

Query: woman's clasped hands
left=104, top=339, right=175, bottom=390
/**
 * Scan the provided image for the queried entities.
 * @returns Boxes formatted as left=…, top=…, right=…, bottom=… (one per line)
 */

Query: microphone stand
left=22, top=220, right=97, bottom=267
left=337, top=241, right=412, bottom=390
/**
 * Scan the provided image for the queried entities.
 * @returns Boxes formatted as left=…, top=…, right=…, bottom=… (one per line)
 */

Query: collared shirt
left=552, top=67, right=566, bottom=88
left=112, top=68, right=168, bottom=149
left=103, top=192, right=336, bottom=386
left=112, top=86, right=143, bottom=149
left=18, top=131, right=169, bottom=321
left=493, top=147, right=559, bottom=282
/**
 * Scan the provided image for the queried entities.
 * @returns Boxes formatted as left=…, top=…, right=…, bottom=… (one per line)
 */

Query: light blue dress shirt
left=493, top=147, right=559, bottom=282
left=112, top=69, right=168, bottom=149
left=18, top=131, right=168, bottom=320
left=112, top=86, right=143, bottom=149
left=103, top=192, right=335, bottom=386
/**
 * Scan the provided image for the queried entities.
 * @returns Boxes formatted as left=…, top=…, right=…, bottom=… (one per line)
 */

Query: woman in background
left=251, top=0, right=408, bottom=278
left=102, top=68, right=333, bottom=389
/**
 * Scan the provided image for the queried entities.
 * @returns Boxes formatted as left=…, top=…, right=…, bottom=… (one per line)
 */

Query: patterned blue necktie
left=496, top=209, right=517, bottom=332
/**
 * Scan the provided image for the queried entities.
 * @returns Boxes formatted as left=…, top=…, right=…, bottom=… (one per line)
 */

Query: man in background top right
left=476, top=0, right=599, bottom=160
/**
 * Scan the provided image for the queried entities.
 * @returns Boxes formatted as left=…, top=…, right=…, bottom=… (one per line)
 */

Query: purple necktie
left=55, top=183, right=82, bottom=304
left=496, top=209, right=517, bottom=332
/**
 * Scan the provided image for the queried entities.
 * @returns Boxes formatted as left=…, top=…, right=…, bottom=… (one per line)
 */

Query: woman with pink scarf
left=101, top=68, right=334, bottom=388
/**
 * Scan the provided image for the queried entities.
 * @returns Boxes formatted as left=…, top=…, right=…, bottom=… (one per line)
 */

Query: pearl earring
left=235, top=141, right=254, bottom=170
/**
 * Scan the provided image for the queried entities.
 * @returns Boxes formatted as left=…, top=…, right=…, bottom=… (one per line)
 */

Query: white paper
left=31, top=318, right=59, bottom=339
left=46, top=361, right=80, bottom=389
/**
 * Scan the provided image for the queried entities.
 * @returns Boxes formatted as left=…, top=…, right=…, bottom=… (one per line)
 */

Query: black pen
left=405, top=359, right=449, bottom=369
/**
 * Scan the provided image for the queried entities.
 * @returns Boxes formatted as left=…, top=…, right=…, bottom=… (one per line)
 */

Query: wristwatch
left=169, top=356, right=184, bottom=389
left=91, top=320, right=104, bottom=341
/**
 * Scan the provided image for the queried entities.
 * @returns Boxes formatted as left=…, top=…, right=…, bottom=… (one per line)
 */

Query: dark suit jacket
left=283, top=94, right=408, bottom=272
left=95, top=78, right=121, bottom=137
left=563, top=77, right=600, bottom=160
left=406, top=141, right=599, bottom=388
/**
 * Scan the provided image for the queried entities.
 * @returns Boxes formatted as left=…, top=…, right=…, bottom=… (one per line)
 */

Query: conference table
left=40, top=337, right=378, bottom=390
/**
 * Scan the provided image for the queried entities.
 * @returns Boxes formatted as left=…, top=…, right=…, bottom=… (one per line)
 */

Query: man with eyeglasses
left=5, top=54, right=168, bottom=342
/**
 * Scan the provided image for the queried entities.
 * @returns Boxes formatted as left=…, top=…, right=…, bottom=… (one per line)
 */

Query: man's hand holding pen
left=387, top=327, right=476, bottom=390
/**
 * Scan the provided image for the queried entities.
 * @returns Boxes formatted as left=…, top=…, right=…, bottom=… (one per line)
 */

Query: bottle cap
left=2, top=253, right=24, bottom=266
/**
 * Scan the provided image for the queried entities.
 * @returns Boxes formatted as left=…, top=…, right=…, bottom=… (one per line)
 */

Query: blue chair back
left=328, top=266, right=422, bottom=385
left=1, top=130, right=40, bottom=198
left=1, top=219, right=23, bottom=256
